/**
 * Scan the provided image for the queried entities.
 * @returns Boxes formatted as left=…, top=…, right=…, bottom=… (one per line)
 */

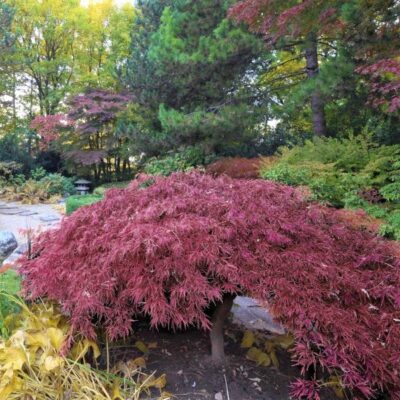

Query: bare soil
left=105, top=320, right=337, bottom=400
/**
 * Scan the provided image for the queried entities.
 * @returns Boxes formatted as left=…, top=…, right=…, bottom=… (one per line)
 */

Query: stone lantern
left=74, top=179, right=91, bottom=195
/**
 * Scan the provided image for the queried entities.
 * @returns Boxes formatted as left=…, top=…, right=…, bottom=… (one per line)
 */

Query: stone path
left=0, top=201, right=62, bottom=244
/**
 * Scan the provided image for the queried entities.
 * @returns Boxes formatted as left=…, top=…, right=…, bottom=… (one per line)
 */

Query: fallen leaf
left=241, top=331, right=255, bottom=348
left=135, top=340, right=149, bottom=354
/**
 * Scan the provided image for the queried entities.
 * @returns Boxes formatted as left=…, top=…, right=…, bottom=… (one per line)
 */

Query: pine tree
left=123, top=0, right=267, bottom=157
left=229, top=0, right=400, bottom=137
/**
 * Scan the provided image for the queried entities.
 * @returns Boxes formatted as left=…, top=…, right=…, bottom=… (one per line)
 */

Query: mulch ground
left=104, top=319, right=338, bottom=400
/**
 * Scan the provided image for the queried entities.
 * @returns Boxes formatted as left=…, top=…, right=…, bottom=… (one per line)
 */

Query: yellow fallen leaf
left=44, top=355, right=63, bottom=371
left=69, top=339, right=101, bottom=360
left=0, top=347, right=27, bottom=371
left=264, top=340, right=274, bottom=353
left=159, top=391, right=174, bottom=399
left=146, top=374, right=167, bottom=390
left=0, top=376, right=22, bottom=398
left=327, top=375, right=345, bottom=399
left=135, top=340, right=149, bottom=354
left=130, top=357, right=146, bottom=368
left=246, top=347, right=271, bottom=366
left=111, top=379, right=124, bottom=400
left=26, top=331, right=50, bottom=351
left=112, top=357, right=146, bottom=377
left=148, top=342, right=158, bottom=349
left=47, top=327, right=65, bottom=351
left=241, top=331, right=255, bottom=348
left=270, top=349, right=279, bottom=369
left=273, top=334, right=294, bottom=350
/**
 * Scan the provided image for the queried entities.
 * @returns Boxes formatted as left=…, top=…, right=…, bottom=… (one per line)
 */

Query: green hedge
left=93, top=180, right=130, bottom=196
left=260, top=136, right=400, bottom=240
left=0, top=269, right=21, bottom=336
left=66, top=194, right=103, bottom=215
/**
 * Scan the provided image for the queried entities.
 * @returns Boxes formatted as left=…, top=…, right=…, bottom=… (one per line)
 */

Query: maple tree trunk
left=210, top=293, right=235, bottom=364
left=305, top=33, right=327, bottom=137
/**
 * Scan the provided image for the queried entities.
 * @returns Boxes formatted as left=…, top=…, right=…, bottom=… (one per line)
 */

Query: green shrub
left=39, top=174, right=76, bottom=196
left=277, top=135, right=372, bottom=172
left=31, top=166, right=47, bottom=181
left=0, top=270, right=21, bottom=337
left=0, top=161, right=23, bottom=181
left=261, top=162, right=311, bottom=186
left=144, top=146, right=207, bottom=176
left=66, top=194, right=103, bottom=215
left=93, top=180, right=130, bottom=196
left=261, top=161, right=366, bottom=207
left=261, top=136, right=400, bottom=239
left=380, top=210, right=400, bottom=240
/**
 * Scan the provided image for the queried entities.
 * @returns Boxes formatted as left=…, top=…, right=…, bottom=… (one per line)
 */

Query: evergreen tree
left=123, top=0, right=267, bottom=157
left=229, top=0, right=400, bottom=138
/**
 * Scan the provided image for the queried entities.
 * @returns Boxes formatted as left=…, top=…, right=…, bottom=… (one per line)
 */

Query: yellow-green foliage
left=0, top=271, right=21, bottom=337
left=0, top=179, right=53, bottom=204
left=260, top=136, right=400, bottom=239
left=241, top=330, right=294, bottom=369
left=0, top=297, right=168, bottom=400
left=66, top=194, right=103, bottom=215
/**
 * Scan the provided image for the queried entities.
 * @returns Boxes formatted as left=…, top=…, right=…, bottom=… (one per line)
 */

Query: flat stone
left=0, top=209, right=25, bottom=215
left=18, top=211, right=38, bottom=216
left=232, top=296, right=285, bottom=335
left=0, top=231, right=18, bottom=258
left=39, top=215, right=60, bottom=222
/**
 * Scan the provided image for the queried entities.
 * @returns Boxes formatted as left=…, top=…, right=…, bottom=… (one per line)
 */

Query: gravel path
left=0, top=201, right=62, bottom=244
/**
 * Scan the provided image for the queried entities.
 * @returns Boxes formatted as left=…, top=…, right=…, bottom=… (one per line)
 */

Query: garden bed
left=104, top=319, right=337, bottom=400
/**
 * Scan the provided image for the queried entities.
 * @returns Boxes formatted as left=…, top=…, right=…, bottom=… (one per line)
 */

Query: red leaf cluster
left=30, top=114, right=72, bottom=150
left=20, top=172, right=400, bottom=398
left=228, top=0, right=342, bottom=42
left=357, top=59, right=400, bottom=113
left=67, top=89, right=133, bottom=135
left=335, top=208, right=382, bottom=235
left=205, top=157, right=263, bottom=179
left=358, top=188, right=385, bottom=204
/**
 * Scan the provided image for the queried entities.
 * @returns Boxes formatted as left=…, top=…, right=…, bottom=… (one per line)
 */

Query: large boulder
left=0, top=231, right=18, bottom=259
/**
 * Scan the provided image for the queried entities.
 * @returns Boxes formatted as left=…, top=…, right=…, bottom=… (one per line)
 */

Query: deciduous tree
left=229, top=0, right=400, bottom=136
left=21, top=172, right=400, bottom=399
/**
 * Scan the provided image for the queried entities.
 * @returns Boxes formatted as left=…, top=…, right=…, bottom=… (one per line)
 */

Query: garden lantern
left=74, top=179, right=91, bottom=195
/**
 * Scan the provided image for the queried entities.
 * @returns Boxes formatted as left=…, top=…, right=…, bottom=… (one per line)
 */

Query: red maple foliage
left=20, top=173, right=400, bottom=399
left=205, top=157, right=263, bottom=179
left=357, top=59, right=400, bottom=114
left=228, top=0, right=342, bottom=44
left=65, top=89, right=133, bottom=166
left=30, top=114, right=72, bottom=150
left=335, top=208, right=382, bottom=235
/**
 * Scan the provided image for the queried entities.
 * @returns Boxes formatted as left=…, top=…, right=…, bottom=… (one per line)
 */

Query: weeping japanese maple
left=20, top=172, right=400, bottom=399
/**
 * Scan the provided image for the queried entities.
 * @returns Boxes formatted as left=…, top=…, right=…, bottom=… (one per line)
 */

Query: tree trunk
left=210, top=294, right=235, bottom=365
left=305, top=33, right=327, bottom=136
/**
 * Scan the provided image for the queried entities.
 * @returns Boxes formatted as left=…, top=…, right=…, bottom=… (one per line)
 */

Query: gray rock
left=232, top=296, right=286, bottom=335
left=2, top=243, right=28, bottom=267
left=0, top=231, right=18, bottom=258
